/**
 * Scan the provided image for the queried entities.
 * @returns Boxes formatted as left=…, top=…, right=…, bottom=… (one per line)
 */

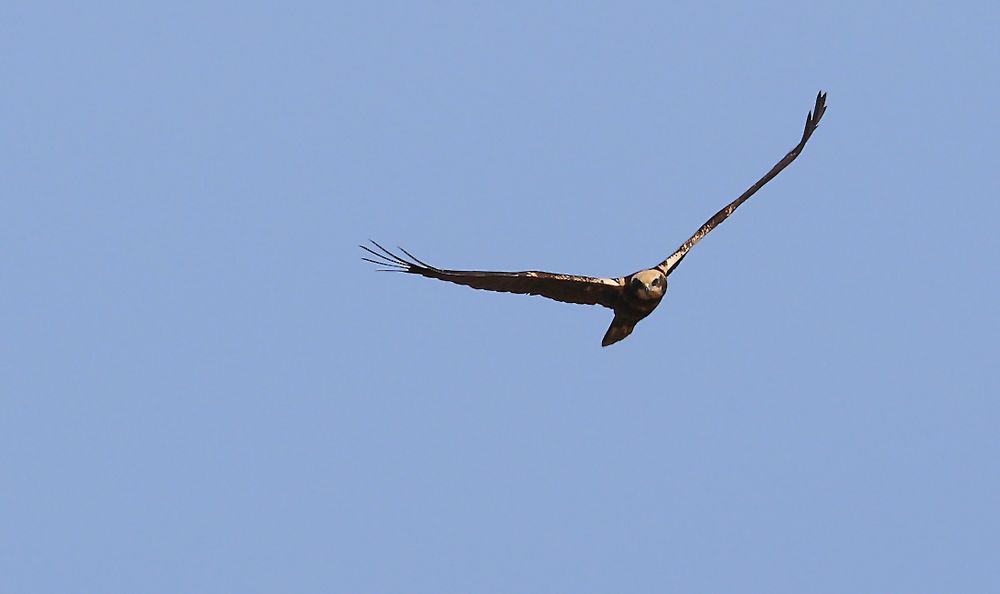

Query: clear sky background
left=3, top=1, right=998, bottom=593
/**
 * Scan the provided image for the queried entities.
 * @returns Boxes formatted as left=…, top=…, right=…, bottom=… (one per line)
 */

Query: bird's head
left=629, top=269, right=667, bottom=300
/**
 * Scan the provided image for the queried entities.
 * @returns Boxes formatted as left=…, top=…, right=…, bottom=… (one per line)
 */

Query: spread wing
left=362, top=241, right=623, bottom=308
left=658, top=91, right=827, bottom=276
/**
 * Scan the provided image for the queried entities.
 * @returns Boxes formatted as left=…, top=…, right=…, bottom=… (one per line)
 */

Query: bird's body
left=363, top=92, right=827, bottom=346
left=600, top=268, right=668, bottom=346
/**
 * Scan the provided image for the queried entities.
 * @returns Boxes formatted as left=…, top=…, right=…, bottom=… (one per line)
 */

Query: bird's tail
left=601, top=314, right=636, bottom=347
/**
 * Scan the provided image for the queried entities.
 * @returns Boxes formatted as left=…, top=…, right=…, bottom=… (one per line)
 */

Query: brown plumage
left=363, top=92, right=827, bottom=346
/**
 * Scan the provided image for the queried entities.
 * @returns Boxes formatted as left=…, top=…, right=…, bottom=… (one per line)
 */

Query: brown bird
left=363, top=92, right=827, bottom=346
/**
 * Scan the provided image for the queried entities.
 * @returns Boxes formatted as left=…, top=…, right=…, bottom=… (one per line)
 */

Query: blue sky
left=3, top=1, right=998, bottom=592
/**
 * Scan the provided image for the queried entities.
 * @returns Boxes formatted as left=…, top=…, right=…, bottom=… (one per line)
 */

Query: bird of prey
left=363, top=92, right=827, bottom=346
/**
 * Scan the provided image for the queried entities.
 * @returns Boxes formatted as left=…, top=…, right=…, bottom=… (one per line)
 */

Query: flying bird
left=363, top=92, right=827, bottom=346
